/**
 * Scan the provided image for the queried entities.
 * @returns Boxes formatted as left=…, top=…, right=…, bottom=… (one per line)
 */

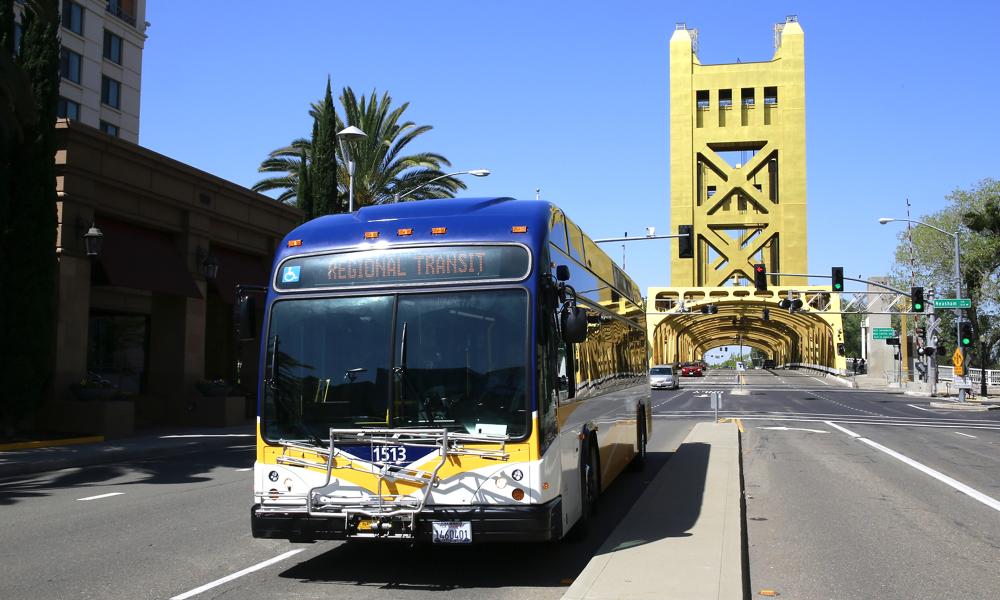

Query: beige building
left=52, top=122, right=302, bottom=437
left=14, top=0, right=147, bottom=143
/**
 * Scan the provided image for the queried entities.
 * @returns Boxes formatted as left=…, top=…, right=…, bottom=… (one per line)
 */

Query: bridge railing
left=938, top=366, right=1000, bottom=385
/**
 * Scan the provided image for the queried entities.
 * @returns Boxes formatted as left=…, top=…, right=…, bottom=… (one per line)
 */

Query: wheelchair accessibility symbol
left=282, top=266, right=301, bottom=283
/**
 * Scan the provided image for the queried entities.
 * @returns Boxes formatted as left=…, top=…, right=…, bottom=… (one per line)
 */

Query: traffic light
left=910, top=287, right=925, bottom=312
left=762, top=308, right=770, bottom=321
left=885, top=337, right=900, bottom=346
left=753, top=263, right=767, bottom=291
left=831, top=267, right=844, bottom=292
left=700, top=304, right=718, bottom=314
left=779, top=297, right=803, bottom=313
left=920, top=346, right=936, bottom=356
left=960, top=321, right=974, bottom=347
left=678, top=225, right=693, bottom=259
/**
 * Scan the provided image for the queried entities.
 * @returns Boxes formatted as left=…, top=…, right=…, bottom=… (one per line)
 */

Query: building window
left=764, top=86, right=778, bottom=105
left=696, top=89, right=710, bottom=109
left=57, top=97, right=81, bottom=121
left=103, top=29, right=123, bottom=64
left=741, top=88, right=755, bottom=106
left=87, top=313, right=149, bottom=394
left=62, top=0, right=84, bottom=35
left=106, top=0, right=137, bottom=27
left=100, top=120, right=120, bottom=137
left=59, top=47, right=82, bottom=84
left=101, top=75, right=121, bottom=109
left=719, top=89, right=733, bottom=109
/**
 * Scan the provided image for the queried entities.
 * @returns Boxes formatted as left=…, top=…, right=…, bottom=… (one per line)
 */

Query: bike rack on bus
left=275, top=428, right=510, bottom=537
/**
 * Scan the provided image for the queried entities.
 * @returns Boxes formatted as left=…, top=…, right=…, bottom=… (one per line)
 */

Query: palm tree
left=253, top=86, right=465, bottom=211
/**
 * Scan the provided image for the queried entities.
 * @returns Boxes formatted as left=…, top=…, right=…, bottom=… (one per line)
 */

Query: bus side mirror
left=556, top=265, right=570, bottom=281
left=237, top=295, right=257, bottom=341
left=561, top=306, right=588, bottom=344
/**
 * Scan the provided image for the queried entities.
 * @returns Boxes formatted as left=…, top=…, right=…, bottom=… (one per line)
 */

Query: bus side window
left=566, top=221, right=586, bottom=264
left=549, top=210, right=569, bottom=254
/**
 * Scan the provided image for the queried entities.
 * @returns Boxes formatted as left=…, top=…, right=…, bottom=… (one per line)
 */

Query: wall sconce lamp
left=76, top=217, right=104, bottom=257
left=196, top=247, right=219, bottom=281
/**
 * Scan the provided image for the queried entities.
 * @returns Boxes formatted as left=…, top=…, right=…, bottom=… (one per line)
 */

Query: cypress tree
left=310, top=78, right=339, bottom=217
left=1, top=0, right=59, bottom=434
left=295, top=149, right=312, bottom=218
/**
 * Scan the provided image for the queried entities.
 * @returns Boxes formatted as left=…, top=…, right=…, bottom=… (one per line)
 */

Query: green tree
left=0, top=0, right=59, bottom=434
left=310, top=79, right=338, bottom=215
left=253, top=85, right=465, bottom=214
left=890, top=179, right=1000, bottom=368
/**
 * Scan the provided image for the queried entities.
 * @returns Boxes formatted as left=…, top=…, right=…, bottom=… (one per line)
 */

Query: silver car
left=649, top=365, right=679, bottom=390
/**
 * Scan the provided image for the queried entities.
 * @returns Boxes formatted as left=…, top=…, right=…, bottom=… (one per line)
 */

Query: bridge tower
left=650, top=17, right=846, bottom=373
left=670, top=16, right=806, bottom=287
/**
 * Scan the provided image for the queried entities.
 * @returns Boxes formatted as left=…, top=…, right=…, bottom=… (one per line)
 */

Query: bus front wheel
left=566, top=441, right=600, bottom=541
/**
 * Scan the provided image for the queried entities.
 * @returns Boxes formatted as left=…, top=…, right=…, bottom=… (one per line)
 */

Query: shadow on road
left=0, top=444, right=251, bottom=506
left=278, top=450, right=681, bottom=592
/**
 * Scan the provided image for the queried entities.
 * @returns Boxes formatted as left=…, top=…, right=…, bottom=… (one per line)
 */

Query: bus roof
left=276, top=197, right=551, bottom=259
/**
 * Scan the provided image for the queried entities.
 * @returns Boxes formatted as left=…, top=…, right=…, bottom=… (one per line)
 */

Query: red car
left=680, top=363, right=704, bottom=377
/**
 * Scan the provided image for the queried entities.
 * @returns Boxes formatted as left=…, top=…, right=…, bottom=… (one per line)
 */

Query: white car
left=649, top=365, right=680, bottom=389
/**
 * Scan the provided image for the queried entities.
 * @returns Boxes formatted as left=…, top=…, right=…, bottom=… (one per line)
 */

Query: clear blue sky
left=140, top=1, right=999, bottom=295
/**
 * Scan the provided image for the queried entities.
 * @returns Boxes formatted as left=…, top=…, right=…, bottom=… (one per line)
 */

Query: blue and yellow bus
left=246, top=197, right=649, bottom=543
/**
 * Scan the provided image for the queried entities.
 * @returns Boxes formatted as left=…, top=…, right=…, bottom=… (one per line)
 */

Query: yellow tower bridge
left=652, top=17, right=846, bottom=372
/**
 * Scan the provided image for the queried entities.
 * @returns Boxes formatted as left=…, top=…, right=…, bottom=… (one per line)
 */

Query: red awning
left=95, top=217, right=202, bottom=298
left=210, top=245, right=269, bottom=304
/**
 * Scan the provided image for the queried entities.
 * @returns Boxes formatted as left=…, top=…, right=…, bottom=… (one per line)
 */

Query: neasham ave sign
left=934, top=298, right=971, bottom=309
left=872, top=328, right=896, bottom=340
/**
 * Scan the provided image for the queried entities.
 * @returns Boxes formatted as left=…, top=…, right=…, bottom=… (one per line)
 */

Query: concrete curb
left=0, top=435, right=104, bottom=452
left=929, top=402, right=998, bottom=411
left=563, top=422, right=743, bottom=599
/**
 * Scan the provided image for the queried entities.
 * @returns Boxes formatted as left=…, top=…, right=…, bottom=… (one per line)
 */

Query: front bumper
left=251, top=498, right=563, bottom=543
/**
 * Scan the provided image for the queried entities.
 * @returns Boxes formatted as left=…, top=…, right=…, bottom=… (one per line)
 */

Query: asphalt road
left=4, top=369, right=998, bottom=599
left=0, top=413, right=696, bottom=600
left=664, top=368, right=1000, bottom=600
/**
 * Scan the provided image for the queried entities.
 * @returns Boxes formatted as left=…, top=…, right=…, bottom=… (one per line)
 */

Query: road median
left=563, top=421, right=743, bottom=600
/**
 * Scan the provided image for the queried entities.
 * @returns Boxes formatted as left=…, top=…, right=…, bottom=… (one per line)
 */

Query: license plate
left=431, top=521, right=472, bottom=544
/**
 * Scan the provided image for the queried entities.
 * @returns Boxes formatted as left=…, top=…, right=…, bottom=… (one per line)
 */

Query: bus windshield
left=262, top=289, right=529, bottom=442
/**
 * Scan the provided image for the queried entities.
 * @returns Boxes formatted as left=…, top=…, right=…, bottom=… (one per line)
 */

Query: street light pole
left=879, top=217, right=965, bottom=400
left=395, top=169, right=490, bottom=203
left=337, top=126, right=367, bottom=212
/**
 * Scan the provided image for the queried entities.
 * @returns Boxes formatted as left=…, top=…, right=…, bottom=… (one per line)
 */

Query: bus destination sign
left=276, top=245, right=530, bottom=290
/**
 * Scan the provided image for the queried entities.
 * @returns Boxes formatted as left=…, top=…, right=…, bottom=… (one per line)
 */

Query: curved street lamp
left=879, top=216, right=965, bottom=399
left=337, top=126, right=367, bottom=212
left=394, top=169, right=491, bottom=203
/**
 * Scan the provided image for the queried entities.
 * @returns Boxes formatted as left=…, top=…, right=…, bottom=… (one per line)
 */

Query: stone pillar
left=864, top=278, right=897, bottom=383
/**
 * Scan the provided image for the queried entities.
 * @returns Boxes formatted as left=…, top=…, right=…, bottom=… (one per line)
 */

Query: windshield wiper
left=393, top=321, right=424, bottom=426
left=267, top=334, right=327, bottom=448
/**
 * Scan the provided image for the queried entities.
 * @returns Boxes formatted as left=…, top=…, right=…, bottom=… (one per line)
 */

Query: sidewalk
left=0, top=423, right=256, bottom=479
left=563, top=422, right=743, bottom=600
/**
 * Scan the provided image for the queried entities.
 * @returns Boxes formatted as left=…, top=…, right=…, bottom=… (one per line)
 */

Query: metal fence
left=938, top=366, right=1000, bottom=386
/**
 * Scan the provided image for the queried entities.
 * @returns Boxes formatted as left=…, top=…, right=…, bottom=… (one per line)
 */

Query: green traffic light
left=962, top=337, right=971, bottom=345
left=834, top=283, right=842, bottom=290
left=914, top=303, right=922, bottom=310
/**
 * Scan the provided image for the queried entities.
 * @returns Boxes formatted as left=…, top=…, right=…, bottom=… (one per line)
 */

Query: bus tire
left=565, top=440, right=600, bottom=541
left=628, top=407, right=647, bottom=472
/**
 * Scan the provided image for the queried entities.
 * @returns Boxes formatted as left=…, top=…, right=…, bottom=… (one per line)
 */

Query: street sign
left=952, top=348, right=964, bottom=376
left=934, top=298, right=971, bottom=309
left=872, top=328, right=896, bottom=340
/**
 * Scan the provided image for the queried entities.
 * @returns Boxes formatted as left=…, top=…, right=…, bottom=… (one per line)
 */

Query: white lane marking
left=824, top=421, right=1000, bottom=513
left=759, top=426, right=829, bottom=433
left=807, top=375, right=831, bottom=386
left=170, top=549, right=305, bottom=600
left=907, top=404, right=936, bottom=413
left=159, top=434, right=255, bottom=439
left=954, top=432, right=977, bottom=438
left=77, top=492, right=124, bottom=501
left=235, top=468, right=253, bottom=472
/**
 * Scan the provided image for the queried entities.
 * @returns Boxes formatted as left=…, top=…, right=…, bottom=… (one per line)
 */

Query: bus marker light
left=543, top=482, right=550, bottom=490
left=364, top=231, right=380, bottom=239
left=287, top=239, right=302, bottom=247
left=268, top=488, right=279, bottom=500
left=511, top=488, right=525, bottom=501
left=397, top=228, right=413, bottom=236
left=431, top=227, right=447, bottom=235
left=511, top=225, right=528, bottom=233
